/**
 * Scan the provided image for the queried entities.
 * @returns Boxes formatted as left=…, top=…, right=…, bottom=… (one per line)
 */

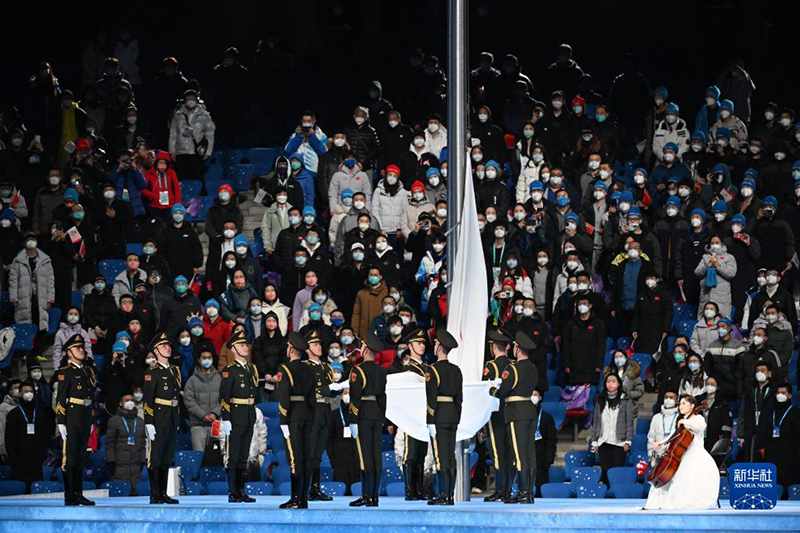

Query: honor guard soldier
left=482, top=327, right=515, bottom=502
left=143, top=332, right=182, bottom=505
left=426, top=329, right=462, bottom=506
left=490, top=332, right=539, bottom=504
left=277, top=332, right=316, bottom=509
left=55, top=334, right=97, bottom=506
left=348, top=332, right=388, bottom=508
left=219, top=330, right=258, bottom=503
left=401, top=327, right=429, bottom=500
left=305, top=329, right=348, bottom=501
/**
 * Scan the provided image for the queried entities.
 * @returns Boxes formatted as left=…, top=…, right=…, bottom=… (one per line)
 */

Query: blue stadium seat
left=48, top=307, right=61, bottom=335
left=0, top=291, right=9, bottom=315
left=136, top=481, right=150, bottom=496
left=616, top=337, right=634, bottom=351
left=102, top=481, right=131, bottom=497
left=278, top=482, right=292, bottom=495
left=541, top=402, right=566, bottom=430
left=245, top=482, right=273, bottom=496
left=232, top=164, right=255, bottom=191
left=605, top=338, right=613, bottom=352
left=789, top=353, right=798, bottom=388
left=205, top=166, right=224, bottom=185
left=541, top=483, right=572, bottom=498
left=207, top=481, right=228, bottom=495
left=564, top=451, right=594, bottom=481
left=174, top=450, right=203, bottom=481
left=0, top=481, right=25, bottom=496
left=350, top=482, right=362, bottom=496
left=99, top=260, right=126, bottom=284
left=71, top=291, right=84, bottom=309
left=0, top=323, right=38, bottom=370
left=126, top=243, right=143, bottom=257
left=320, top=481, right=346, bottom=497
left=719, top=482, right=730, bottom=498
left=547, top=369, right=556, bottom=385
left=609, top=482, right=643, bottom=499
left=250, top=229, right=265, bottom=259
left=271, top=465, right=290, bottom=489
left=677, top=320, right=697, bottom=338
left=631, top=353, right=651, bottom=379
left=548, top=466, right=566, bottom=483
left=575, top=484, right=607, bottom=498
left=571, top=466, right=602, bottom=488
left=382, top=451, right=397, bottom=469
left=386, top=482, right=405, bottom=497
left=631, top=434, right=648, bottom=456
left=31, top=481, right=63, bottom=494
left=319, top=467, right=333, bottom=481
left=543, top=386, right=562, bottom=403
left=636, top=418, right=651, bottom=435
left=788, top=484, right=800, bottom=500
left=248, top=148, right=279, bottom=175
left=199, top=466, right=226, bottom=487
left=607, top=467, right=637, bottom=487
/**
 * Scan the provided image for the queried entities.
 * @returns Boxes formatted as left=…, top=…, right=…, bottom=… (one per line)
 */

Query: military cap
left=514, top=332, right=537, bottom=353
left=403, top=327, right=428, bottom=344
left=363, top=331, right=384, bottom=353
left=304, top=329, right=323, bottom=345
left=226, top=329, right=247, bottom=349
left=487, top=328, right=513, bottom=344
left=149, top=332, right=171, bottom=351
left=435, top=329, right=459, bottom=350
left=288, top=331, right=309, bottom=352
left=63, top=334, right=85, bottom=352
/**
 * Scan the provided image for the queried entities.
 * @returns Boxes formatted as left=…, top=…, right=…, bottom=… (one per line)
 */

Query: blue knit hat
left=664, top=142, right=679, bottom=153
left=618, top=191, right=634, bottom=204
left=691, top=208, right=706, bottom=222
left=691, top=131, right=707, bottom=143
left=205, top=298, right=220, bottom=310
left=792, top=160, right=800, bottom=170
left=0, top=209, right=14, bottom=221
left=565, top=212, right=579, bottom=224
left=712, top=200, right=728, bottom=214
left=529, top=180, right=544, bottom=192
left=171, top=203, right=186, bottom=214
left=627, top=206, right=642, bottom=218
left=715, top=127, right=730, bottom=140
left=720, top=99, right=734, bottom=113
left=174, top=275, right=188, bottom=286
left=667, top=176, right=680, bottom=185
left=743, top=168, right=758, bottom=179
left=763, top=196, right=778, bottom=208
left=341, top=188, right=354, bottom=199
left=426, top=167, right=441, bottom=177
left=705, top=85, right=721, bottom=100
left=309, top=302, right=323, bottom=314
left=719, top=317, right=733, bottom=328
left=665, top=196, right=681, bottom=208
left=64, top=188, right=79, bottom=202
left=731, top=214, right=746, bottom=225
left=303, top=206, right=316, bottom=217
left=115, top=331, right=131, bottom=342
left=741, top=178, right=756, bottom=190
left=633, top=168, right=648, bottom=179
left=484, top=160, right=500, bottom=171
left=712, top=164, right=727, bottom=175
left=188, top=316, right=203, bottom=329
left=654, top=86, right=668, bottom=98
left=593, top=180, right=609, bottom=191
left=112, top=341, right=128, bottom=354
left=234, top=234, right=249, bottom=248
left=665, top=103, right=679, bottom=115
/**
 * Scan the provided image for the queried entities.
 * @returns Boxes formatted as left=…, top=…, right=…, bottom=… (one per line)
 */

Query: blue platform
left=0, top=496, right=798, bottom=532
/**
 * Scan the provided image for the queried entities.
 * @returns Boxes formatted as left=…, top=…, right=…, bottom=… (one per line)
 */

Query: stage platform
left=1, top=496, right=799, bottom=532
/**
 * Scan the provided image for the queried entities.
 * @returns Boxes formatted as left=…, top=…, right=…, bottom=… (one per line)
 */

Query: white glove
left=328, top=381, right=347, bottom=392
left=57, top=424, right=67, bottom=440
left=341, top=393, right=350, bottom=404
left=491, top=378, right=503, bottom=388
left=349, top=423, right=359, bottom=439
left=428, top=424, right=437, bottom=438
left=280, top=425, right=290, bottom=439
left=221, top=420, right=232, bottom=436
left=146, top=424, right=157, bottom=441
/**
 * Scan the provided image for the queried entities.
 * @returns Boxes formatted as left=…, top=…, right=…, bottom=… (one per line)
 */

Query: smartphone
left=34, top=135, right=41, bottom=143
left=733, top=232, right=744, bottom=240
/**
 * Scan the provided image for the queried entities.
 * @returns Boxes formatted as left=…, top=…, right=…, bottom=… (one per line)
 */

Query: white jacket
left=515, top=160, right=545, bottom=203
left=646, top=406, right=679, bottom=463
left=328, top=163, right=372, bottom=209
left=371, top=181, right=410, bottom=233
left=652, top=118, right=690, bottom=162
left=400, top=197, right=435, bottom=239
left=168, top=103, right=216, bottom=157
left=425, top=126, right=448, bottom=159
left=328, top=202, right=350, bottom=247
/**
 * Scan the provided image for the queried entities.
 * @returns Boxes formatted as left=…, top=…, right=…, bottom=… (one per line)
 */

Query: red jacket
left=375, top=349, right=396, bottom=368
left=142, top=153, right=182, bottom=210
left=203, top=315, right=232, bottom=354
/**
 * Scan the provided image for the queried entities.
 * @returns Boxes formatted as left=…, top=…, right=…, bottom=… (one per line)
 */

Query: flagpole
left=446, top=0, right=469, bottom=503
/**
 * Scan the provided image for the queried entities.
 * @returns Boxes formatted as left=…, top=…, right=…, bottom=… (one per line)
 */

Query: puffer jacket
left=168, top=102, right=215, bottom=157
left=9, top=248, right=55, bottom=331
left=334, top=207, right=381, bottom=266
left=260, top=203, right=291, bottom=253
left=183, top=367, right=222, bottom=426
left=263, top=301, right=290, bottom=336
left=53, top=322, right=93, bottom=369
left=694, top=246, right=737, bottom=319
left=352, top=280, right=388, bottom=339
left=328, top=162, right=372, bottom=209
left=344, top=119, right=380, bottom=170
left=371, top=180, right=410, bottom=233
left=603, top=360, right=644, bottom=418
left=690, top=317, right=719, bottom=358
left=328, top=202, right=350, bottom=247
left=142, top=152, right=182, bottom=211
left=652, top=117, right=690, bottom=161
left=710, top=115, right=749, bottom=148
left=106, top=408, right=146, bottom=469
left=400, top=196, right=435, bottom=239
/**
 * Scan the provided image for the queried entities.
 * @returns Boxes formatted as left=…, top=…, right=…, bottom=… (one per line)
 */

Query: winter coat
left=562, top=314, right=606, bottom=385
left=9, top=248, right=54, bottom=331
left=220, top=282, right=258, bottom=323
left=254, top=330, right=287, bottom=380
left=631, top=284, right=673, bottom=354
left=263, top=301, right=290, bottom=336
left=143, top=164, right=182, bottom=211
left=328, top=203, right=349, bottom=248
left=694, top=247, right=737, bottom=319
left=328, top=163, right=372, bottom=209
left=168, top=102, right=215, bottom=157
left=164, top=221, right=203, bottom=282
left=591, top=397, right=635, bottom=446
left=710, top=116, right=749, bottom=149
left=203, top=315, right=233, bottom=356
left=53, top=322, right=93, bottom=369
left=204, top=200, right=244, bottom=241
left=705, top=337, right=745, bottom=401
left=112, top=268, right=147, bottom=306
left=316, top=144, right=349, bottom=211
left=652, top=117, right=690, bottom=162
left=603, top=360, right=644, bottom=418
left=159, top=292, right=202, bottom=339
left=352, top=280, right=388, bottom=339
left=285, top=126, right=328, bottom=174
left=690, top=317, right=719, bottom=358
left=379, top=123, right=415, bottom=167
left=111, top=167, right=149, bottom=217
left=344, top=119, right=380, bottom=170
left=106, top=409, right=146, bottom=472
left=260, top=203, right=291, bottom=253
left=334, top=207, right=380, bottom=265
left=371, top=180, right=410, bottom=233
left=183, top=367, right=222, bottom=426
left=400, top=197, right=435, bottom=239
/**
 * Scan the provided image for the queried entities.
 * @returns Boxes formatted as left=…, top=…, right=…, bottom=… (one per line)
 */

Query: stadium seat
left=777, top=484, right=784, bottom=500
left=102, top=481, right=131, bottom=497
left=245, top=482, right=273, bottom=496
left=99, top=260, right=126, bottom=283
left=320, top=481, right=346, bottom=497
left=635, top=418, right=651, bottom=435
left=31, top=481, right=63, bottom=494
left=321, top=450, right=332, bottom=468
left=232, top=164, right=255, bottom=191
left=71, top=291, right=84, bottom=309
left=184, top=481, right=203, bottom=495
left=609, top=482, right=643, bottom=498
left=199, top=466, right=226, bottom=487
left=0, top=466, right=12, bottom=481
left=632, top=434, right=648, bottom=456
left=571, top=466, right=602, bottom=487
left=548, top=466, right=566, bottom=483
left=271, top=465, right=290, bottom=489
left=543, top=386, right=562, bottom=403
left=382, top=451, right=397, bottom=469
left=248, top=148, right=279, bottom=175
left=575, top=484, right=607, bottom=498
left=207, top=481, right=228, bottom=495
left=206, top=165, right=224, bottom=185
left=631, top=353, right=651, bottom=379
left=278, top=482, right=292, bottom=495
left=547, top=369, right=556, bottom=385
left=789, top=353, right=798, bottom=388
left=607, top=467, right=637, bottom=487
left=47, top=307, right=61, bottom=335
left=0, top=481, right=25, bottom=496
left=386, top=482, right=405, bottom=497
left=677, top=320, right=697, bottom=338
left=382, top=434, right=394, bottom=451
left=320, top=467, right=333, bottom=481
left=541, top=402, right=566, bottom=430
left=0, top=323, right=38, bottom=370
left=718, top=482, right=730, bottom=498
left=126, top=243, right=143, bottom=257
left=788, top=484, right=800, bottom=500
left=350, top=482, right=362, bottom=496
left=136, top=481, right=150, bottom=495
left=174, top=450, right=203, bottom=481
left=541, top=483, right=572, bottom=498
left=616, top=337, right=634, bottom=351
left=0, top=291, right=9, bottom=315
left=180, top=180, right=203, bottom=201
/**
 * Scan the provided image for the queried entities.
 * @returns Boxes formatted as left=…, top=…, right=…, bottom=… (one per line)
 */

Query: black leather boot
left=279, top=475, right=300, bottom=509
left=350, top=473, right=368, bottom=507
left=403, top=465, right=416, bottom=500
left=484, top=468, right=505, bottom=502
left=414, top=463, right=427, bottom=500
left=160, top=467, right=179, bottom=504
left=73, top=468, right=95, bottom=506
left=63, top=467, right=77, bottom=506
left=512, top=470, right=529, bottom=504
left=503, top=469, right=519, bottom=503
left=522, top=470, right=535, bottom=504
left=238, top=468, right=256, bottom=502
left=365, top=471, right=380, bottom=507
left=296, top=473, right=311, bottom=508
left=227, top=468, right=241, bottom=503
left=428, top=471, right=447, bottom=505
left=308, top=468, right=332, bottom=501
left=148, top=468, right=163, bottom=504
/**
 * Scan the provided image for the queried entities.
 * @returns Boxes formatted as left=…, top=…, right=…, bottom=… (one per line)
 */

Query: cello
left=646, top=404, right=704, bottom=488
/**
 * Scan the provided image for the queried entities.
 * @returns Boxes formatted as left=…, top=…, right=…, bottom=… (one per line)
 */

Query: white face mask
left=741, top=187, right=753, bottom=198
left=531, top=192, right=543, bottom=202
left=588, top=160, right=600, bottom=170
left=179, top=336, right=192, bottom=346
left=634, top=175, right=645, bottom=185
left=225, top=260, right=236, bottom=269
left=428, top=123, right=439, bottom=133
left=532, top=395, right=541, bottom=405
left=414, top=138, right=425, bottom=148
left=706, top=385, right=717, bottom=395
left=691, top=217, right=702, bottom=228
left=703, top=308, right=716, bottom=319
left=593, top=190, right=606, bottom=200
left=645, top=278, right=657, bottom=289
left=437, top=208, right=448, bottom=218
left=753, top=336, right=764, bottom=347
left=552, top=100, right=563, bottom=110
left=486, top=213, right=496, bottom=223
left=706, top=97, right=716, bottom=106
left=429, top=176, right=440, bottom=187
left=720, top=110, right=731, bottom=120
left=354, top=116, right=366, bottom=125
left=765, top=111, right=775, bottom=121
left=691, top=144, right=703, bottom=153
left=354, top=200, right=366, bottom=210
left=710, top=243, right=722, bottom=253
left=780, top=118, right=792, bottom=128
left=333, top=138, right=346, bottom=147
left=123, top=400, right=135, bottom=411
left=666, top=114, right=677, bottom=124
left=678, top=188, right=690, bottom=198
left=477, top=113, right=488, bottom=122
left=133, top=392, right=143, bottom=402
left=663, top=398, right=676, bottom=409
left=223, top=229, right=235, bottom=239
left=207, top=307, right=219, bottom=318
left=766, top=275, right=778, bottom=286
left=628, top=248, right=640, bottom=259
left=540, top=172, right=550, bottom=182
left=523, top=308, right=534, bottom=317
left=486, top=169, right=497, bottom=179
left=514, top=211, right=526, bottom=221
left=666, top=207, right=678, bottom=217
left=537, top=256, right=548, bottom=266
left=413, top=192, right=425, bottom=201
left=755, top=370, right=767, bottom=381
left=577, top=304, right=590, bottom=314
left=550, top=176, right=563, bottom=187
left=731, top=224, right=743, bottom=234
left=532, top=153, right=544, bottom=163
left=386, top=176, right=398, bottom=186
left=388, top=120, right=399, bottom=128
left=432, top=243, right=445, bottom=253
left=358, top=223, right=369, bottom=232
left=389, top=325, right=402, bottom=336
left=375, top=240, right=387, bottom=251
left=776, top=393, right=789, bottom=403
left=494, top=228, right=505, bottom=239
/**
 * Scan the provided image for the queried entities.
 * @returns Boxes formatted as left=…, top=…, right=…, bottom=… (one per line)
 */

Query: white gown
left=644, top=415, right=720, bottom=510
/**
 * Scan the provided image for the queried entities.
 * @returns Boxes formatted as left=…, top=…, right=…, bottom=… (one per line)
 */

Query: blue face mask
left=614, top=357, right=626, bottom=367
left=94, top=282, right=106, bottom=292
left=200, top=359, right=213, bottom=369
left=344, top=159, right=356, bottom=169
left=674, top=353, right=685, bottom=364
left=175, top=284, right=188, bottom=294
left=556, top=197, right=569, bottom=207
left=688, top=362, right=701, bottom=372
left=290, top=161, right=302, bottom=170
left=331, top=317, right=344, bottom=327
left=368, top=275, right=380, bottom=286
left=74, top=211, right=85, bottom=221
left=310, top=311, right=322, bottom=321
left=596, top=114, right=607, bottom=123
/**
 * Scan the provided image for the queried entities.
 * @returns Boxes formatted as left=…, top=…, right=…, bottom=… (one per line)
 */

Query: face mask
left=387, top=119, right=399, bottom=128
left=375, top=241, right=387, bottom=252
left=206, top=307, right=218, bottom=318
left=521, top=129, right=535, bottom=140
left=414, top=138, right=426, bottom=148
left=582, top=135, right=592, bottom=143
left=200, top=359, right=214, bottom=369
left=537, top=256, right=548, bottom=266
left=389, top=325, right=403, bottom=336
left=295, top=256, right=307, bottom=266
left=556, top=196, right=569, bottom=208
left=552, top=100, right=563, bottom=110
left=566, top=222, right=577, bottom=232
left=66, top=314, right=79, bottom=325
left=353, top=252, right=364, bottom=262
left=341, top=335, right=353, bottom=345
left=385, top=174, right=400, bottom=186
left=587, top=160, right=600, bottom=171
left=413, top=192, right=424, bottom=202
left=666, top=207, right=678, bottom=217
left=290, top=161, right=302, bottom=170
left=513, top=304, right=524, bottom=315
left=120, top=400, right=135, bottom=411
left=191, top=326, right=204, bottom=337
left=679, top=188, right=691, bottom=198
left=755, top=371, right=767, bottom=382
left=314, top=293, right=328, bottom=305
left=332, top=137, right=346, bottom=148
left=688, top=361, right=701, bottom=372
left=618, top=202, right=630, bottom=213
left=729, top=224, right=743, bottom=235
left=369, top=275, right=380, bottom=286
left=666, top=114, right=677, bottom=125
left=185, top=99, right=197, bottom=109
left=248, top=303, right=262, bottom=315
left=567, top=283, right=578, bottom=293
left=354, top=200, right=366, bottom=210
left=634, top=175, right=645, bottom=185
left=573, top=105, right=583, bottom=115
left=531, top=192, right=543, bottom=202
left=775, top=152, right=787, bottom=161
left=720, top=110, right=731, bottom=120
left=592, top=190, right=606, bottom=201
left=718, top=327, right=729, bottom=338
left=310, top=311, right=322, bottom=321
left=358, top=223, right=369, bottom=232
left=706, top=97, right=716, bottom=106
left=513, top=211, right=526, bottom=221
left=753, top=336, right=764, bottom=347
left=663, top=398, right=676, bottom=409
left=765, top=111, right=775, bottom=121
left=674, top=353, right=685, bottom=364
left=691, top=217, right=702, bottom=228
left=506, top=258, right=518, bottom=269
left=494, top=228, right=505, bottom=239
left=766, top=314, right=778, bottom=324
left=437, top=208, right=448, bottom=218
left=0, top=220, right=10, bottom=229
left=145, top=357, right=156, bottom=366
left=578, top=304, right=590, bottom=314
left=766, top=274, right=778, bottom=286
left=223, top=229, right=235, bottom=239
left=485, top=169, right=497, bottom=180
left=26, top=239, right=37, bottom=250
left=645, top=279, right=657, bottom=289
left=289, top=215, right=302, bottom=226
left=780, top=118, right=792, bottom=128
left=776, top=393, right=789, bottom=403
left=704, top=309, right=716, bottom=319
left=225, top=259, right=237, bottom=269
left=614, top=357, right=626, bottom=367
left=427, top=123, right=440, bottom=133
left=304, top=215, right=315, bottom=225
left=710, top=243, right=722, bottom=253
left=131, top=392, right=143, bottom=403
left=179, top=336, right=192, bottom=347
left=343, top=159, right=357, bottom=170
left=628, top=248, right=640, bottom=259
left=432, top=243, right=445, bottom=253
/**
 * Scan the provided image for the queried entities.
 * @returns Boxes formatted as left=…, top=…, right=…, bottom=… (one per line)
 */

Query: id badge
left=492, top=267, right=501, bottom=278
left=535, top=429, right=542, bottom=441
left=773, top=427, right=781, bottom=438
left=159, top=190, right=170, bottom=206
left=122, top=188, right=130, bottom=201
left=343, top=426, right=352, bottom=439
left=127, top=435, right=136, bottom=445
left=27, top=424, right=35, bottom=435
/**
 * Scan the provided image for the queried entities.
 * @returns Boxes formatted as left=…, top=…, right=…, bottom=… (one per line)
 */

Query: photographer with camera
left=285, top=110, right=328, bottom=179
left=110, top=149, right=148, bottom=218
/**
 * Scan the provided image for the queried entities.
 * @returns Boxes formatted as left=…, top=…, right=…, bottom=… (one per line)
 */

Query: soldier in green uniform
left=143, top=332, right=181, bottom=505
left=490, top=332, right=539, bottom=504
left=426, top=329, right=462, bottom=506
left=277, top=332, right=315, bottom=509
left=401, top=327, right=429, bottom=500
left=219, top=330, right=258, bottom=503
left=482, top=328, right=515, bottom=502
left=55, top=334, right=97, bottom=506
left=348, top=332, right=387, bottom=508
left=305, top=329, right=347, bottom=501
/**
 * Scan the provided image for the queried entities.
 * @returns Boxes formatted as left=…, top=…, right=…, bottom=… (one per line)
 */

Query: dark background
left=1, top=0, right=798, bottom=139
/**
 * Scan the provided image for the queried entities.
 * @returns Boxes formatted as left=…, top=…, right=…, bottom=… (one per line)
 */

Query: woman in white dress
left=644, top=394, right=720, bottom=510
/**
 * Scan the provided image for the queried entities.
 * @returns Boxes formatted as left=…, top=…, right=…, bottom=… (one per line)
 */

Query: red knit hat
left=155, top=151, right=171, bottom=163
left=218, top=183, right=233, bottom=195
left=75, top=138, right=91, bottom=151
left=502, top=277, right=516, bottom=291
left=386, top=164, right=401, bottom=176
left=572, top=95, right=586, bottom=107
left=410, top=180, right=426, bottom=192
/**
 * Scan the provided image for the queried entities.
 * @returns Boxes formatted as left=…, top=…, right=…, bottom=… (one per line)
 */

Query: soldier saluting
left=426, top=329, right=462, bottom=506
left=490, top=332, right=539, bottom=504
left=482, top=328, right=515, bottom=502
left=143, top=332, right=181, bottom=505
left=401, top=327, right=429, bottom=500
left=348, top=332, right=387, bottom=508
left=277, top=332, right=315, bottom=509
left=55, top=334, right=97, bottom=506
left=219, top=330, right=258, bottom=503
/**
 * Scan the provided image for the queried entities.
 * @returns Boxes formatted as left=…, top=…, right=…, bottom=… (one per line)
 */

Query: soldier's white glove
left=328, top=381, right=347, bottom=392
left=349, top=423, right=359, bottom=439
left=57, top=424, right=67, bottom=440
left=221, top=420, right=232, bottom=436
left=428, top=424, right=437, bottom=438
left=491, top=378, right=503, bottom=388
left=341, top=393, right=350, bottom=404
left=280, top=425, right=290, bottom=439
left=146, top=424, right=157, bottom=441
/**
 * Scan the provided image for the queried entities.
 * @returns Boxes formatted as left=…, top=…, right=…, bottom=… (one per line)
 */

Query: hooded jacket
left=652, top=117, right=690, bottom=161
left=285, top=125, right=327, bottom=174
left=371, top=179, right=410, bottom=233
left=183, top=366, right=223, bottom=426
left=9, top=248, right=55, bottom=331
left=694, top=245, right=737, bottom=319
left=143, top=151, right=182, bottom=210
left=168, top=101, right=215, bottom=157
left=328, top=161, right=372, bottom=209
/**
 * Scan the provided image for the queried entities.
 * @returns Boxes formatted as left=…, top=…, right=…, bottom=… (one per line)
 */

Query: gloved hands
left=349, top=423, right=359, bottom=439
left=280, top=425, right=290, bottom=439
left=221, top=420, right=232, bottom=436
left=341, top=393, right=350, bottom=404
left=57, top=424, right=68, bottom=441
left=146, top=424, right=157, bottom=441
left=428, top=424, right=437, bottom=438
left=328, top=381, right=348, bottom=392
left=491, top=378, right=503, bottom=388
